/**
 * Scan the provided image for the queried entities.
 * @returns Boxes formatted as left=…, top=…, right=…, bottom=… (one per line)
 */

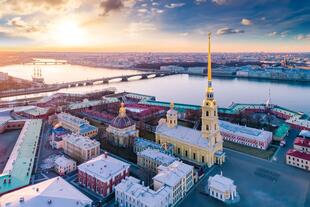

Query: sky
left=0, top=0, right=309, bottom=52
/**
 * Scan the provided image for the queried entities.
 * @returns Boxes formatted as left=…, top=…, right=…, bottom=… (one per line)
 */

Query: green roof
left=140, top=100, right=201, bottom=112
left=0, top=119, right=42, bottom=194
left=274, top=123, right=290, bottom=140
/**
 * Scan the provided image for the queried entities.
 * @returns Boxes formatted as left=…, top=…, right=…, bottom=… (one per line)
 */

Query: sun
left=52, top=20, right=86, bottom=46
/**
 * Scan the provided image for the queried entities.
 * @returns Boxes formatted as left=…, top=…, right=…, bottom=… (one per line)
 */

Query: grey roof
left=156, top=124, right=209, bottom=149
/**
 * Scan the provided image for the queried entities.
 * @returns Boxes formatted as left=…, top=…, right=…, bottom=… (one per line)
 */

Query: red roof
left=287, top=149, right=310, bottom=161
left=294, top=137, right=310, bottom=148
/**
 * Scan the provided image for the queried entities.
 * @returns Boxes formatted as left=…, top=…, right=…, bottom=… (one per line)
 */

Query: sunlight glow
left=52, top=20, right=86, bottom=46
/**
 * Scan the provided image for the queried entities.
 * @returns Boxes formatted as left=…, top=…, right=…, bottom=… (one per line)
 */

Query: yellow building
left=155, top=33, right=225, bottom=167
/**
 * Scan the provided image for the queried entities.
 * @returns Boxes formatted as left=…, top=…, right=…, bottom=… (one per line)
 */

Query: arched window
left=214, top=124, right=217, bottom=130
left=206, top=125, right=209, bottom=130
left=214, top=110, right=216, bottom=116
left=206, top=111, right=209, bottom=116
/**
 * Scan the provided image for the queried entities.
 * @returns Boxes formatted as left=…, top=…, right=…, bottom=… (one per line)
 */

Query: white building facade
left=54, top=156, right=77, bottom=176
left=62, top=134, right=100, bottom=162
left=153, top=161, right=194, bottom=205
left=137, top=148, right=177, bottom=173
left=115, top=176, right=172, bottom=207
left=208, top=174, right=237, bottom=202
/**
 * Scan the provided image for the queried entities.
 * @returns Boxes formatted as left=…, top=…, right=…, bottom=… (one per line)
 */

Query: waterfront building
left=219, top=120, right=273, bottom=150
left=153, top=161, right=194, bottom=205
left=160, top=65, right=185, bottom=73
left=207, top=173, right=237, bottom=202
left=0, top=177, right=92, bottom=207
left=155, top=33, right=225, bottom=167
left=0, top=72, right=8, bottom=81
left=54, top=156, right=76, bottom=176
left=293, top=137, right=310, bottom=153
left=106, top=103, right=139, bottom=147
left=57, top=112, right=98, bottom=138
left=78, top=153, right=130, bottom=197
left=0, top=119, right=42, bottom=194
left=286, top=149, right=310, bottom=171
left=62, top=134, right=100, bottom=162
left=137, top=148, right=177, bottom=173
left=187, top=67, right=205, bottom=75
left=115, top=176, right=172, bottom=207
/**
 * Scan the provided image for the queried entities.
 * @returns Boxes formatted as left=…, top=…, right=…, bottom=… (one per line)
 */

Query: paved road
left=180, top=147, right=310, bottom=207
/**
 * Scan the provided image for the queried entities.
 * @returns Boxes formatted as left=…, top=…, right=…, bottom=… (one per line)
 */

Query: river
left=0, top=63, right=309, bottom=114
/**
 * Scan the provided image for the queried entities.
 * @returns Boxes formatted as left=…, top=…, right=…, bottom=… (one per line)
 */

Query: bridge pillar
left=155, top=73, right=162, bottom=77
left=141, top=74, right=148, bottom=79
left=121, top=77, right=128, bottom=82
left=103, top=79, right=109, bottom=84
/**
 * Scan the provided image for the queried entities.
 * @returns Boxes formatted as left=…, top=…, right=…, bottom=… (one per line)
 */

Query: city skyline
left=0, top=0, right=309, bottom=52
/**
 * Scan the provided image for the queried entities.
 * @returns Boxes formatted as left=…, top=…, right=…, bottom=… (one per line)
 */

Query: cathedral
left=106, top=103, right=139, bottom=147
left=155, top=33, right=225, bottom=167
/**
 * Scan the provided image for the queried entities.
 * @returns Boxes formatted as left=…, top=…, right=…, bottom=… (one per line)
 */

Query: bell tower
left=201, top=33, right=222, bottom=147
left=166, top=102, right=178, bottom=128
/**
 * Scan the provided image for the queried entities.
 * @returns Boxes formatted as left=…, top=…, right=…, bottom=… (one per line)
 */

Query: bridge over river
left=0, top=72, right=176, bottom=98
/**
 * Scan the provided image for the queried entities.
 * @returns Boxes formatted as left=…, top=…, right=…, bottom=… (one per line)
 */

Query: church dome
left=110, top=103, right=135, bottom=129
left=111, top=115, right=134, bottom=129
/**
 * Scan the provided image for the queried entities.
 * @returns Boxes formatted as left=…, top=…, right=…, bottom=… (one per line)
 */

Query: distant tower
left=166, top=101, right=178, bottom=128
left=201, top=33, right=223, bottom=147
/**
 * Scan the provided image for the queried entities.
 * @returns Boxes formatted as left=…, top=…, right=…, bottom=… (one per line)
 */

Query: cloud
left=216, top=28, right=244, bottom=35
left=165, top=3, right=186, bottom=9
left=7, top=17, right=40, bottom=33
left=241, top=18, right=252, bottom=26
left=212, top=0, right=230, bottom=5
left=100, top=0, right=124, bottom=15
left=295, top=34, right=310, bottom=41
left=195, top=0, right=229, bottom=5
left=194, top=0, right=206, bottom=5
left=268, top=32, right=277, bottom=37
left=260, top=17, right=266, bottom=21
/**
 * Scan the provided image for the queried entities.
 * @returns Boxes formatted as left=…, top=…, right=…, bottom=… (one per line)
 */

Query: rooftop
left=78, top=154, right=130, bottom=182
left=219, top=120, right=272, bottom=142
left=115, top=176, right=171, bottom=206
left=0, top=119, right=42, bottom=194
left=156, top=123, right=210, bottom=149
left=153, top=161, right=193, bottom=187
left=299, top=130, right=310, bottom=138
left=138, top=148, right=177, bottom=166
left=294, top=137, right=310, bottom=148
left=287, top=149, right=310, bottom=161
left=58, top=112, right=89, bottom=127
left=0, top=177, right=92, bottom=207
left=62, top=134, right=100, bottom=150
left=208, top=174, right=236, bottom=193
left=55, top=156, right=76, bottom=168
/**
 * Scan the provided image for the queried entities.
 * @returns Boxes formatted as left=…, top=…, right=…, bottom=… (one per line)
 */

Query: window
left=214, top=124, right=217, bottom=130
left=177, top=148, right=180, bottom=154
left=185, top=150, right=188, bottom=157
left=206, top=125, right=209, bottom=130
left=193, top=153, right=196, bottom=160
left=206, top=111, right=209, bottom=116
left=202, top=156, right=205, bottom=163
left=214, top=111, right=216, bottom=116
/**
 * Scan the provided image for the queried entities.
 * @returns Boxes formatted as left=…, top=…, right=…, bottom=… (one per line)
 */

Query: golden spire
left=170, top=101, right=174, bottom=109
left=119, top=102, right=126, bottom=117
left=208, top=32, right=212, bottom=82
left=206, top=32, right=214, bottom=99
